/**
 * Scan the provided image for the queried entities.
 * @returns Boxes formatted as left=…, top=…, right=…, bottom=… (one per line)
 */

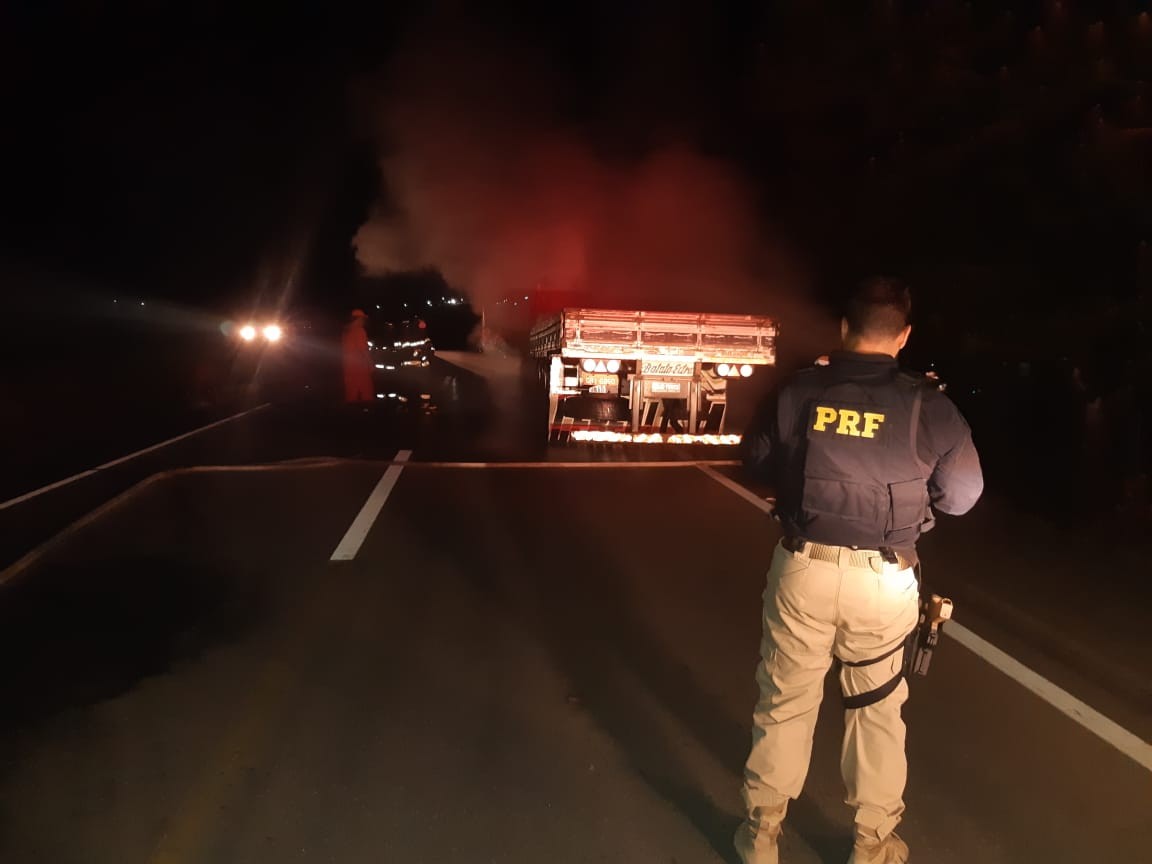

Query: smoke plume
left=353, top=8, right=805, bottom=321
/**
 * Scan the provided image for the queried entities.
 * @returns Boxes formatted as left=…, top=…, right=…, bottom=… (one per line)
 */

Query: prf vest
left=777, top=365, right=934, bottom=549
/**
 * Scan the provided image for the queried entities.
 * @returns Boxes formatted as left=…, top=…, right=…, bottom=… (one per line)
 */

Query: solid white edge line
left=0, top=403, right=272, bottom=511
left=329, top=450, right=412, bottom=561
left=695, top=463, right=1152, bottom=773
left=944, top=621, right=1152, bottom=772
left=696, top=464, right=775, bottom=513
left=0, top=473, right=169, bottom=588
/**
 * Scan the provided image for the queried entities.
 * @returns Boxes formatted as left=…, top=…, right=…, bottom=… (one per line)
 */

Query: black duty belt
left=782, top=536, right=902, bottom=568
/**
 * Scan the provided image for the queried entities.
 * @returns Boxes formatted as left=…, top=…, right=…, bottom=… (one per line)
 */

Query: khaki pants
left=741, top=540, right=920, bottom=847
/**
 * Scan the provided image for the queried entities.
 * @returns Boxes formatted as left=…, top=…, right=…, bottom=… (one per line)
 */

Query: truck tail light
left=569, top=430, right=742, bottom=445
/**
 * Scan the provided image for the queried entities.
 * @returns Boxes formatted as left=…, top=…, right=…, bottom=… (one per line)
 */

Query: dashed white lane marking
left=0, top=403, right=272, bottom=511
left=696, top=463, right=1152, bottom=773
left=329, top=450, right=412, bottom=561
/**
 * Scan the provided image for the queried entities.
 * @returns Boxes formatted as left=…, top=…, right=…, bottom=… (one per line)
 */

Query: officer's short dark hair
left=844, top=277, right=911, bottom=340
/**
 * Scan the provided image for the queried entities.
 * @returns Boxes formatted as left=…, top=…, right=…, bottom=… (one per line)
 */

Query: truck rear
left=529, top=308, right=778, bottom=444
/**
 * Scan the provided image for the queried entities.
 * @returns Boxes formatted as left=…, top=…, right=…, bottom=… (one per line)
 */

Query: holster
left=844, top=570, right=946, bottom=709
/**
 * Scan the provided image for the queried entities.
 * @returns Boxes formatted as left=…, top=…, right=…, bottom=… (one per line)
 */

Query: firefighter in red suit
left=342, top=309, right=374, bottom=404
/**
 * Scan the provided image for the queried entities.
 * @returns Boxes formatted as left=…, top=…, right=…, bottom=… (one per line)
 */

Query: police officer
left=735, top=278, right=983, bottom=864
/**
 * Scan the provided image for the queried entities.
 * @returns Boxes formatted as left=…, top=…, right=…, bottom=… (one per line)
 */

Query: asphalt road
left=0, top=356, right=1149, bottom=864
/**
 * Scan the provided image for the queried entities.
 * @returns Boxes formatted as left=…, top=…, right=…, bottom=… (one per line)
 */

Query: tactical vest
left=786, top=367, right=933, bottom=549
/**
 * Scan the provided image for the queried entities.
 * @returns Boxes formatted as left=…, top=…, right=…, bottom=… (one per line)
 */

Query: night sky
left=0, top=5, right=399, bottom=303
left=2, top=2, right=1150, bottom=360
